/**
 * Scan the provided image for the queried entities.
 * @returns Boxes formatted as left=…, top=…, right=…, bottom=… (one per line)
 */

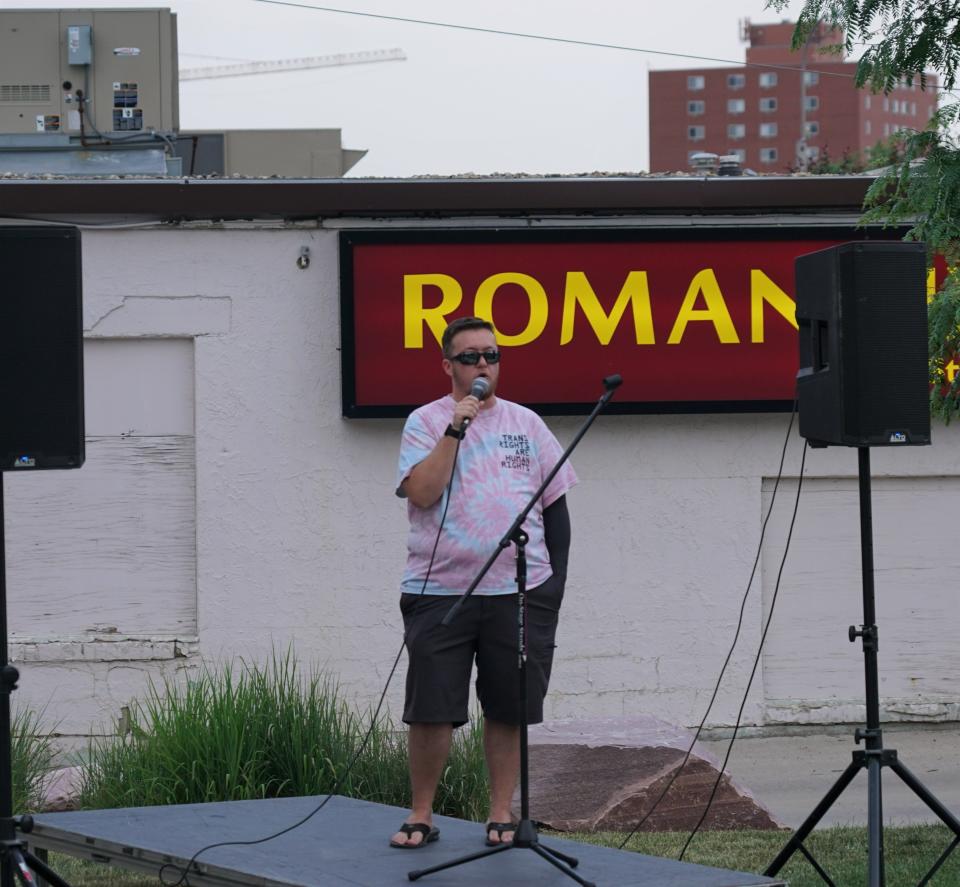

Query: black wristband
left=444, top=423, right=465, bottom=440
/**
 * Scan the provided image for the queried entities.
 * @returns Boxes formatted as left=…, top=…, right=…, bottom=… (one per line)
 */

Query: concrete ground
left=699, top=724, right=960, bottom=829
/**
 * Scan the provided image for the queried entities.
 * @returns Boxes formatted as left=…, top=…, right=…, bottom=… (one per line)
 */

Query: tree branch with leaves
left=769, top=0, right=960, bottom=420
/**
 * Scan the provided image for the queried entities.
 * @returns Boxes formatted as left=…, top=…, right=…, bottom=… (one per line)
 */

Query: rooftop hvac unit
left=0, top=8, right=178, bottom=137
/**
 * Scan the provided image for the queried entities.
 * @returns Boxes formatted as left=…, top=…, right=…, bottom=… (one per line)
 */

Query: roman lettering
left=560, top=271, right=656, bottom=345
left=474, top=272, right=548, bottom=346
left=750, top=270, right=798, bottom=343
left=403, top=274, right=463, bottom=348
left=667, top=269, right=740, bottom=344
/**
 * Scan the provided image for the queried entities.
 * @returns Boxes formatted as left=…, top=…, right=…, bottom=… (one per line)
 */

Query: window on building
left=725, top=148, right=746, bottom=162
left=688, top=75, right=705, bottom=90
left=803, top=71, right=819, bottom=86
left=727, top=98, right=745, bottom=113
left=759, top=122, right=778, bottom=137
left=804, top=96, right=819, bottom=111
left=883, top=97, right=890, bottom=111
left=759, top=72, right=778, bottom=88
left=865, top=95, right=872, bottom=110
left=760, top=97, right=778, bottom=112
left=891, top=99, right=899, bottom=113
left=727, top=123, right=746, bottom=139
left=911, top=101, right=917, bottom=115
left=804, top=121, right=819, bottom=136
left=687, top=100, right=705, bottom=115
left=884, top=123, right=890, bottom=137
left=865, top=119, right=872, bottom=135
left=806, top=146, right=820, bottom=161
left=727, top=73, right=745, bottom=89
left=760, top=147, right=778, bottom=163
left=688, top=125, right=705, bottom=140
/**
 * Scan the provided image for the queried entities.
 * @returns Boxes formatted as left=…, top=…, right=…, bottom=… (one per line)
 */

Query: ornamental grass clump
left=78, top=650, right=489, bottom=821
left=11, top=706, right=57, bottom=813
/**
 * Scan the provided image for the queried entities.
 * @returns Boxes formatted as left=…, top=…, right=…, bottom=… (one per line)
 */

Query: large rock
left=42, top=765, right=82, bottom=812
left=516, top=715, right=782, bottom=832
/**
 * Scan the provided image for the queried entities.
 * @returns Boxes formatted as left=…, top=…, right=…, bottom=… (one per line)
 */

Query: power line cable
left=246, top=0, right=953, bottom=91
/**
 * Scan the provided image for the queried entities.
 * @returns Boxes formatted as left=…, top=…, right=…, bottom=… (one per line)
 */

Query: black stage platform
left=27, top=795, right=786, bottom=886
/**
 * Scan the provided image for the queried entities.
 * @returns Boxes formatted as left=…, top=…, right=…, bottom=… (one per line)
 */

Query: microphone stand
left=409, top=374, right=622, bottom=887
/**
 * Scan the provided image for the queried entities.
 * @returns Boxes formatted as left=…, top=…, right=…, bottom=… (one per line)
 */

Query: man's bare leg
left=484, top=717, right=521, bottom=845
left=390, top=722, right=453, bottom=846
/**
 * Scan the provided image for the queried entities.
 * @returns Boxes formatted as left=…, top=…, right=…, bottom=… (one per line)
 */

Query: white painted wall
left=5, top=224, right=958, bottom=742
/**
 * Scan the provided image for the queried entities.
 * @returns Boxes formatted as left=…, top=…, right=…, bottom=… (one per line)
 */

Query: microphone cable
left=618, top=402, right=801, bottom=850
left=161, top=423, right=468, bottom=886
left=678, top=437, right=808, bottom=860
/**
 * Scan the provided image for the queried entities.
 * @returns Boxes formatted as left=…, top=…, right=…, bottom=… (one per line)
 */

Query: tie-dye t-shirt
left=397, top=395, right=577, bottom=596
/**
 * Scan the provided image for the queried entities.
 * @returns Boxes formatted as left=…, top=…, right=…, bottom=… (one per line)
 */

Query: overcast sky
left=18, top=0, right=811, bottom=175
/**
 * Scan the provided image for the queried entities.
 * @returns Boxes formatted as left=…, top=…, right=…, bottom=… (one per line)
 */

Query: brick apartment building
left=648, top=20, right=939, bottom=173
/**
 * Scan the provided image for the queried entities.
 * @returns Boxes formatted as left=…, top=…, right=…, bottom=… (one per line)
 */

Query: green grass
left=11, top=705, right=56, bottom=813
left=59, top=655, right=960, bottom=883
left=78, top=650, right=488, bottom=820
left=573, top=824, right=960, bottom=885
left=36, top=855, right=154, bottom=886
left=38, top=825, right=960, bottom=886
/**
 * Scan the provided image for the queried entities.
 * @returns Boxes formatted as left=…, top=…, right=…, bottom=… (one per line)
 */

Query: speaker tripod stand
left=764, top=448, right=960, bottom=887
left=0, top=480, right=73, bottom=887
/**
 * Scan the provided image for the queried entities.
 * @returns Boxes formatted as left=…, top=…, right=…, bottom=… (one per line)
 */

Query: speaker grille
left=0, top=227, right=85, bottom=470
left=846, top=245, right=929, bottom=443
left=796, top=241, right=930, bottom=447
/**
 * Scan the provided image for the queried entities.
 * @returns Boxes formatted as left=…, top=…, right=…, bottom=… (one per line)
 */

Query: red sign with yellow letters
left=339, top=228, right=924, bottom=416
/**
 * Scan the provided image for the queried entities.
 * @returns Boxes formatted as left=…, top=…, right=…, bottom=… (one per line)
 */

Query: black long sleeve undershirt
left=542, top=495, right=571, bottom=581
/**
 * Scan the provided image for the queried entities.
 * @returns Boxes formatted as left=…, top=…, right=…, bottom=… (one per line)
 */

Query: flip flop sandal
left=389, top=822, right=440, bottom=849
left=485, top=821, right=517, bottom=847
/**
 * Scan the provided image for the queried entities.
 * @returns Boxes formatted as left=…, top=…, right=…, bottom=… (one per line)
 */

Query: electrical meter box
left=0, top=8, right=178, bottom=135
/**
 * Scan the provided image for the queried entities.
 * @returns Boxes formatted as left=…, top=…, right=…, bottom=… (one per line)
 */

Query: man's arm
left=402, top=395, right=483, bottom=508
left=543, top=495, right=570, bottom=580
left=401, top=437, right=461, bottom=508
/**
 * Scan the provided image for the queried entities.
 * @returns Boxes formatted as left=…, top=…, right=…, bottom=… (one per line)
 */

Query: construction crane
left=179, top=48, right=406, bottom=81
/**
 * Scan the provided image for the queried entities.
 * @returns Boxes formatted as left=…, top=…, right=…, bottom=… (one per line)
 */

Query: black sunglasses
left=450, top=350, right=501, bottom=366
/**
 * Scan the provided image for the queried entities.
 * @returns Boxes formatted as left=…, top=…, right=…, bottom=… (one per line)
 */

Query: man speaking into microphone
left=390, top=316, right=577, bottom=850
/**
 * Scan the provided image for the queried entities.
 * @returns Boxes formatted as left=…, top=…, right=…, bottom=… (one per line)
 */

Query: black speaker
left=0, top=226, right=85, bottom=471
left=796, top=241, right=930, bottom=448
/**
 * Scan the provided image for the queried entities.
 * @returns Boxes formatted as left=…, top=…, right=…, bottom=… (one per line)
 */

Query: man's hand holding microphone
left=452, top=377, right=491, bottom=434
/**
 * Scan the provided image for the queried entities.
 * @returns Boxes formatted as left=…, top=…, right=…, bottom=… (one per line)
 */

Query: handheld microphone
left=461, top=377, right=491, bottom=429
left=469, top=377, right=491, bottom=401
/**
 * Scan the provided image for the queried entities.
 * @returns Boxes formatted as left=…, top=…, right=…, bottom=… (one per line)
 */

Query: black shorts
left=400, top=574, right=564, bottom=727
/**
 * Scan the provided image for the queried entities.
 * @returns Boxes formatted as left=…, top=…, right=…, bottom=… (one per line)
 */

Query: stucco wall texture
left=5, top=225, right=958, bottom=743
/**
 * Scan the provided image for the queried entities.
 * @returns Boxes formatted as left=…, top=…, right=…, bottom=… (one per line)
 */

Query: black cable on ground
left=617, top=404, right=799, bottom=850
left=678, top=439, right=809, bottom=861
left=160, top=436, right=466, bottom=885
